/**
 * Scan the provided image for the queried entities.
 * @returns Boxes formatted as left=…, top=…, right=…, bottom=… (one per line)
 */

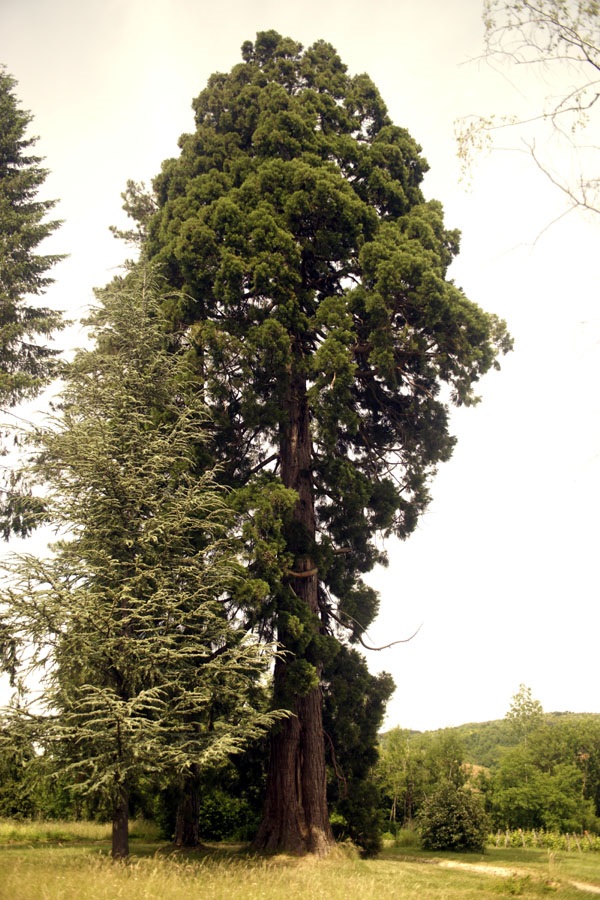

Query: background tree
left=377, top=711, right=600, bottom=838
left=0, top=266, right=283, bottom=859
left=129, top=31, right=511, bottom=855
left=486, top=714, right=600, bottom=832
left=376, top=728, right=468, bottom=830
left=0, top=65, right=64, bottom=539
left=487, top=743, right=595, bottom=831
left=0, top=65, right=63, bottom=407
left=505, top=684, right=545, bottom=742
left=459, top=1, right=600, bottom=217
left=376, top=727, right=424, bottom=830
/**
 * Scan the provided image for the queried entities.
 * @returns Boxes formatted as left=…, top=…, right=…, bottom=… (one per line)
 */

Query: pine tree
left=131, top=32, right=512, bottom=855
left=0, top=66, right=63, bottom=408
left=0, top=265, right=283, bottom=859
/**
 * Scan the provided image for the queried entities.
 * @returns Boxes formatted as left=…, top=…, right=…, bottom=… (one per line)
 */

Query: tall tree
left=0, top=66, right=63, bottom=408
left=132, top=31, right=511, bottom=855
left=0, top=266, right=283, bottom=859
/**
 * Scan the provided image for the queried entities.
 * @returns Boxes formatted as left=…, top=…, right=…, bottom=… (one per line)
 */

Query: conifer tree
left=131, top=32, right=512, bottom=855
left=0, top=66, right=63, bottom=408
left=0, top=266, right=283, bottom=859
left=0, top=66, right=64, bottom=540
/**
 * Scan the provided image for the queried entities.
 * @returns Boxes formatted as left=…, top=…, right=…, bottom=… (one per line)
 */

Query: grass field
left=1, top=821, right=600, bottom=899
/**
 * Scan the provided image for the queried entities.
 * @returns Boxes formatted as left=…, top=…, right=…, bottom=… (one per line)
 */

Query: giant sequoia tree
left=132, top=32, right=511, bottom=855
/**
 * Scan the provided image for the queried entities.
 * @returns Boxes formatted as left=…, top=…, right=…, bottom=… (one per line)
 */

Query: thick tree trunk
left=253, top=367, right=335, bottom=856
left=254, top=660, right=334, bottom=854
left=174, top=767, right=201, bottom=847
left=111, top=783, right=129, bottom=860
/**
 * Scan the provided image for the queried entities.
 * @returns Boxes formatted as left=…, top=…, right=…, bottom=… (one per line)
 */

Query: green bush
left=418, top=782, right=489, bottom=852
left=197, top=790, right=259, bottom=842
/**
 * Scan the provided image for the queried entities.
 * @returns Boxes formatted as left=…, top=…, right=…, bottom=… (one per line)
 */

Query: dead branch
left=327, top=604, right=422, bottom=651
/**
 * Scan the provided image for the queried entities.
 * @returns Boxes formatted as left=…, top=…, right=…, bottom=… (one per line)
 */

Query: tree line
left=376, top=687, right=600, bottom=848
left=0, top=32, right=511, bottom=859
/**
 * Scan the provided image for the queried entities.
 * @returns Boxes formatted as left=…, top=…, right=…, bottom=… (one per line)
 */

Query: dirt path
left=439, top=860, right=530, bottom=879
left=439, top=859, right=600, bottom=894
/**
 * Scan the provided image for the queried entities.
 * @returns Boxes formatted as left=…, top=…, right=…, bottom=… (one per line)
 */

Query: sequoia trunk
left=253, top=368, right=335, bottom=855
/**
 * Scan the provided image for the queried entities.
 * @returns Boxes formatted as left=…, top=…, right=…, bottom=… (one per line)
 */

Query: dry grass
left=1, top=821, right=600, bottom=899
left=0, top=817, right=159, bottom=844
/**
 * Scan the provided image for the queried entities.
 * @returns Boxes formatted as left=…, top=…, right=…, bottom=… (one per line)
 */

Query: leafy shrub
left=418, top=782, right=489, bottom=852
left=197, top=790, right=259, bottom=842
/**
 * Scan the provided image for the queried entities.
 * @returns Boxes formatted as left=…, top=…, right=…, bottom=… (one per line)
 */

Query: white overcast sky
left=2, top=0, right=599, bottom=732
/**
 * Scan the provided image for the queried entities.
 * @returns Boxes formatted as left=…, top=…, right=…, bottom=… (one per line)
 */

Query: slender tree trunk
left=111, top=783, right=129, bottom=860
left=253, top=366, right=335, bottom=855
left=174, top=767, right=202, bottom=847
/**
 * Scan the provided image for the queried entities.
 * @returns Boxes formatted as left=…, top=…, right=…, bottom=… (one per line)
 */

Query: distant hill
left=393, top=712, right=600, bottom=769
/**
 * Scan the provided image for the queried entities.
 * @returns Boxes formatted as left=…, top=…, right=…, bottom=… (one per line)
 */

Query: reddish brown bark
left=253, top=367, right=335, bottom=855
left=253, top=666, right=334, bottom=854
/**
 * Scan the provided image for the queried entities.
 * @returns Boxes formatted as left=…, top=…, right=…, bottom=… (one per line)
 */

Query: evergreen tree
left=130, top=31, right=511, bottom=855
left=0, top=66, right=63, bottom=408
left=0, top=65, right=64, bottom=540
left=0, top=266, right=283, bottom=859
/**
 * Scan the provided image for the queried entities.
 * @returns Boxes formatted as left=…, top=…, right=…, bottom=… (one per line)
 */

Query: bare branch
left=458, top=0, right=600, bottom=219
left=326, top=602, right=422, bottom=651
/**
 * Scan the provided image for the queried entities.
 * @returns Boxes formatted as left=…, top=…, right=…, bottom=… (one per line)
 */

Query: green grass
left=0, top=817, right=161, bottom=844
left=1, top=821, right=600, bottom=899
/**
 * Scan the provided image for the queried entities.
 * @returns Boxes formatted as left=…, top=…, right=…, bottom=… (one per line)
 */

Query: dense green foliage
left=323, top=646, right=394, bottom=855
left=0, top=66, right=63, bottom=408
left=376, top=727, right=468, bottom=830
left=143, top=29, right=511, bottom=580
left=418, top=781, right=489, bottom=851
left=376, top=694, right=600, bottom=841
left=486, top=716, right=600, bottom=832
